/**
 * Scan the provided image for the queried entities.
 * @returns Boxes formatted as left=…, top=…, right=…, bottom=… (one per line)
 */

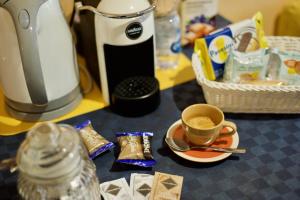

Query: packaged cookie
left=180, top=0, right=218, bottom=46
left=223, top=48, right=269, bottom=83
left=194, top=12, right=267, bottom=80
left=116, top=132, right=156, bottom=167
left=75, top=120, right=114, bottom=159
left=277, top=50, right=300, bottom=85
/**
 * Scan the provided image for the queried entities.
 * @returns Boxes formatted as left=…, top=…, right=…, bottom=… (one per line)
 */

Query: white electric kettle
left=0, top=0, right=81, bottom=121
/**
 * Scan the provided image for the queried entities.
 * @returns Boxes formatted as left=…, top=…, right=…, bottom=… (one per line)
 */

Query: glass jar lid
left=16, top=122, right=81, bottom=179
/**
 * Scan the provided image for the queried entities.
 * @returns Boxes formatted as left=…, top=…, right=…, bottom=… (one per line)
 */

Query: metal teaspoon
left=165, top=137, right=246, bottom=154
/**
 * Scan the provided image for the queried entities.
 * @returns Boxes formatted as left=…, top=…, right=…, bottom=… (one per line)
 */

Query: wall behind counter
left=218, top=0, right=293, bottom=35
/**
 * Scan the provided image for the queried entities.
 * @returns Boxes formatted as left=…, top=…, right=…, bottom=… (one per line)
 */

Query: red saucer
left=166, top=120, right=239, bottom=162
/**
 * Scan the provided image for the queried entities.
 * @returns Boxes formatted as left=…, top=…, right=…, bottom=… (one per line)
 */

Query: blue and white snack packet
left=75, top=120, right=114, bottom=159
left=116, top=132, right=156, bottom=167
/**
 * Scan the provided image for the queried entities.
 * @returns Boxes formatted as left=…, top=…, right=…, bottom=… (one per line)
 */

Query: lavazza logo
left=125, top=22, right=143, bottom=40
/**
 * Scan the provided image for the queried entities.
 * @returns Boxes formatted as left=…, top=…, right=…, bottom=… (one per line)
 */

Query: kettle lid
left=98, top=0, right=150, bottom=15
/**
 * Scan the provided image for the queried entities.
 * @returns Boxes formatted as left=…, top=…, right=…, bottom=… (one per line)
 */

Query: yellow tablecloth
left=0, top=54, right=194, bottom=136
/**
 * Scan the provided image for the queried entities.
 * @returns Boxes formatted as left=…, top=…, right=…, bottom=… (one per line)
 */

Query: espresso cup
left=181, top=104, right=237, bottom=146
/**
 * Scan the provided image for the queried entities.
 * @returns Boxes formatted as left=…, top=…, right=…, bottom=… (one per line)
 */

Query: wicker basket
left=192, top=36, right=300, bottom=113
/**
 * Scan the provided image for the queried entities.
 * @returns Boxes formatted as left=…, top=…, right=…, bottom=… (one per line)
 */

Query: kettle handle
left=3, top=0, right=48, bottom=105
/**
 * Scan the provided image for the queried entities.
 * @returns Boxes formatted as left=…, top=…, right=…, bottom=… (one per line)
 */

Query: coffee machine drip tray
left=111, top=76, right=160, bottom=116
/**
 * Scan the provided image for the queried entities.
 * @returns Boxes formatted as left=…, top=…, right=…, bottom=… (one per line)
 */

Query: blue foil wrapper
left=116, top=132, right=156, bottom=167
left=75, top=120, right=114, bottom=159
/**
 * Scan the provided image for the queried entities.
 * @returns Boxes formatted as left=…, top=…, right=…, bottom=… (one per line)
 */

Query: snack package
left=223, top=48, right=269, bottom=83
left=194, top=12, right=268, bottom=80
left=180, top=0, right=218, bottom=46
left=75, top=120, right=114, bottom=159
left=116, top=132, right=156, bottom=167
left=277, top=50, right=300, bottom=85
left=181, top=16, right=216, bottom=46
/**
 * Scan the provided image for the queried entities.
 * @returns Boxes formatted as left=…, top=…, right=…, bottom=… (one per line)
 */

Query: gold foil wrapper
left=118, top=136, right=145, bottom=160
left=79, top=124, right=109, bottom=155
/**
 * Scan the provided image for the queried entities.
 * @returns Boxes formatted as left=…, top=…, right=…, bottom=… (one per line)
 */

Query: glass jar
left=16, top=122, right=101, bottom=200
